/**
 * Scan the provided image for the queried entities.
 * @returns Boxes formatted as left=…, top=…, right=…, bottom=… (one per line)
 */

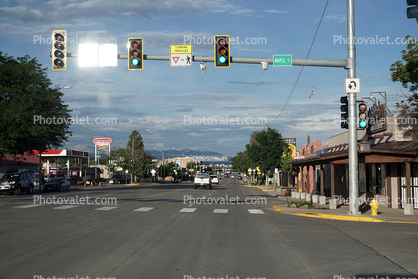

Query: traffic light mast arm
left=54, top=52, right=348, bottom=68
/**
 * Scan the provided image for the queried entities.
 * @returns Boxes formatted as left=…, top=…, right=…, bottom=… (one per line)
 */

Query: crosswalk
left=2, top=204, right=266, bottom=215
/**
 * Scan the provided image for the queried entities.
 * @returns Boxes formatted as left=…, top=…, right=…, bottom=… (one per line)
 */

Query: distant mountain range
left=146, top=149, right=225, bottom=161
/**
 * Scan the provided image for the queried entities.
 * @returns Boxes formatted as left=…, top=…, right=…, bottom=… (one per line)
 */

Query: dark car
left=43, top=178, right=71, bottom=192
left=109, top=175, right=131, bottom=184
left=0, top=173, right=34, bottom=195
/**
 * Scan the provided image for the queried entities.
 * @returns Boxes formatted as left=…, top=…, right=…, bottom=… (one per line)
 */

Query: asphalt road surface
left=1, top=176, right=418, bottom=279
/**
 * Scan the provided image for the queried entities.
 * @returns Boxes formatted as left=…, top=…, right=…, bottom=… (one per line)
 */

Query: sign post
left=93, top=138, right=112, bottom=181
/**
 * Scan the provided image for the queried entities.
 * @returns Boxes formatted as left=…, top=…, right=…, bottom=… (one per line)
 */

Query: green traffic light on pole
left=358, top=102, right=368, bottom=130
left=214, top=35, right=230, bottom=68
left=128, top=38, right=143, bottom=70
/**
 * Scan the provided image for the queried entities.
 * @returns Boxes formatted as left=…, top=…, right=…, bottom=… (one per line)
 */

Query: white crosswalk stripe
left=179, top=208, right=197, bottom=213
left=14, top=204, right=44, bottom=209
left=213, top=209, right=228, bottom=214
left=53, top=205, right=79, bottom=210
left=134, top=207, right=154, bottom=212
left=248, top=209, right=265, bottom=214
left=95, top=206, right=118, bottom=211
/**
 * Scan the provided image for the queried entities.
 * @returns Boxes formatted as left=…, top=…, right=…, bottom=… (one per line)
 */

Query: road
left=1, top=176, right=418, bottom=279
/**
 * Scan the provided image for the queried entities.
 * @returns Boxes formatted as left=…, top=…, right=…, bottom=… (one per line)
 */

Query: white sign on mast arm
left=345, top=78, right=360, bottom=93
left=170, top=44, right=192, bottom=67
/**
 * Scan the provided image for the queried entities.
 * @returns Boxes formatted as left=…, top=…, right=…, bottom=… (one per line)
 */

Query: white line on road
left=179, top=208, right=197, bottom=213
left=95, top=206, right=118, bottom=211
left=14, top=204, right=44, bottom=209
left=53, top=205, right=79, bottom=210
left=213, top=209, right=228, bottom=214
left=248, top=209, right=265, bottom=214
left=134, top=207, right=155, bottom=212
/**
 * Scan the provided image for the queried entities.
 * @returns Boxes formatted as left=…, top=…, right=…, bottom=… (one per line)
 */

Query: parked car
left=0, top=172, right=34, bottom=195
left=210, top=175, right=219, bottom=185
left=43, top=178, right=71, bottom=192
left=109, top=175, right=130, bottom=184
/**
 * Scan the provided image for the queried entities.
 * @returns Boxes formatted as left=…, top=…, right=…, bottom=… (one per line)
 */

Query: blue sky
left=0, top=0, right=415, bottom=157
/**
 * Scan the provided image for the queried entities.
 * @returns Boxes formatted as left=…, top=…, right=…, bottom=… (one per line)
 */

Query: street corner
left=271, top=205, right=283, bottom=212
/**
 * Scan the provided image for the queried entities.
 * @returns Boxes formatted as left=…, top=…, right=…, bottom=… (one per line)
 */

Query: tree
left=390, top=36, right=418, bottom=144
left=186, top=161, right=197, bottom=174
left=231, top=151, right=252, bottom=174
left=245, top=127, right=288, bottom=180
left=0, top=52, right=72, bottom=157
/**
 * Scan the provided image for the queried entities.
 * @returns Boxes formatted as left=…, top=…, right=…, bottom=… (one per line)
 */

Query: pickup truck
left=194, top=173, right=212, bottom=189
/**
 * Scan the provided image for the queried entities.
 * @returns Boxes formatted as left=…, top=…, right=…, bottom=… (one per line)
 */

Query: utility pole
left=347, top=0, right=359, bottom=215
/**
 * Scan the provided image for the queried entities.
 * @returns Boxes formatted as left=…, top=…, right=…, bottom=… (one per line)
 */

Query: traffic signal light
left=214, top=35, right=230, bottom=68
left=358, top=102, right=368, bottom=130
left=52, top=30, right=67, bottom=71
left=407, top=0, right=418, bottom=23
left=128, top=38, right=143, bottom=70
left=340, top=96, right=348, bottom=129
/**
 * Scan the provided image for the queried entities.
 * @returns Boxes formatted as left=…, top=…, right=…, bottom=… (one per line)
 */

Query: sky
left=0, top=0, right=416, bottom=157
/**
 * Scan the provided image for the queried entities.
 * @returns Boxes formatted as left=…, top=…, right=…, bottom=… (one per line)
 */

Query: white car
left=210, top=175, right=219, bottom=185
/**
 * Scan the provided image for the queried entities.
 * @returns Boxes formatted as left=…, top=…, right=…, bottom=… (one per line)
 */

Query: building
left=289, top=112, right=418, bottom=212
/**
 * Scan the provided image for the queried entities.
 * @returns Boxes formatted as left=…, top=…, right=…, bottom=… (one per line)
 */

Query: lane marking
left=248, top=209, right=265, bottom=214
left=134, top=207, right=154, bottom=212
left=95, top=206, right=118, bottom=211
left=213, top=209, right=228, bottom=214
left=118, top=189, right=187, bottom=205
left=14, top=204, right=44, bottom=209
left=179, top=208, right=197, bottom=213
left=53, top=205, right=79, bottom=210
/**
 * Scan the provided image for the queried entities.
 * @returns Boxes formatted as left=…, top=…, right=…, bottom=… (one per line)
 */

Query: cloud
left=188, top=132, right=204, bottom=136
left=0, top=0, right=243, bottom=26
left=263, top=9, right=290, bottom=14
left=319, top=15, right=347, bottom=23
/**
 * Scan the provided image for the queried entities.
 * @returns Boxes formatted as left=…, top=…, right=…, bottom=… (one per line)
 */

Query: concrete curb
left=271, top=206, right=418, bottom=224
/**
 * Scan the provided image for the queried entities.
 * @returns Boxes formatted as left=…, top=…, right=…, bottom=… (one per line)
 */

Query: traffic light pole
left=58, top=52, right=348, bottom=68
left=54, top=1, right=359, bottom=212
left=347, top=0, right=359, bottom=215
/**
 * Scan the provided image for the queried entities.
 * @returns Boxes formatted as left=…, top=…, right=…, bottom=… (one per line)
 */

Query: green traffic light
left=131, top=58, right=139, bottom=66
left=359, top=120, right=367, bottom=128
left=218, top=56, right=226, bottom=64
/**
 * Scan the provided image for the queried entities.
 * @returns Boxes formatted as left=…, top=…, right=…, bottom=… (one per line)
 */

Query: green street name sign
left=273, top=55, right=292, bottom=66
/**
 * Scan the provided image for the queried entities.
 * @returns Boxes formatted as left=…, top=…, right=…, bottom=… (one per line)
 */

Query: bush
left=286, top=198, right=321, bottom=209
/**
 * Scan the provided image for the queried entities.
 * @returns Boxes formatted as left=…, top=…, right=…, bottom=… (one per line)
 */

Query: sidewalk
left=247, top=185, right=418, bottom=224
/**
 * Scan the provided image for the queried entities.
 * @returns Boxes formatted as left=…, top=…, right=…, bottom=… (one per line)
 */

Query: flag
left=309, top=89, right=314, bottom=99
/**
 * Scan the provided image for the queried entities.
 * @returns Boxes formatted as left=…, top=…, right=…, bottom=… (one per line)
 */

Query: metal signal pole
left=347, top=0, right=359, bottom=215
